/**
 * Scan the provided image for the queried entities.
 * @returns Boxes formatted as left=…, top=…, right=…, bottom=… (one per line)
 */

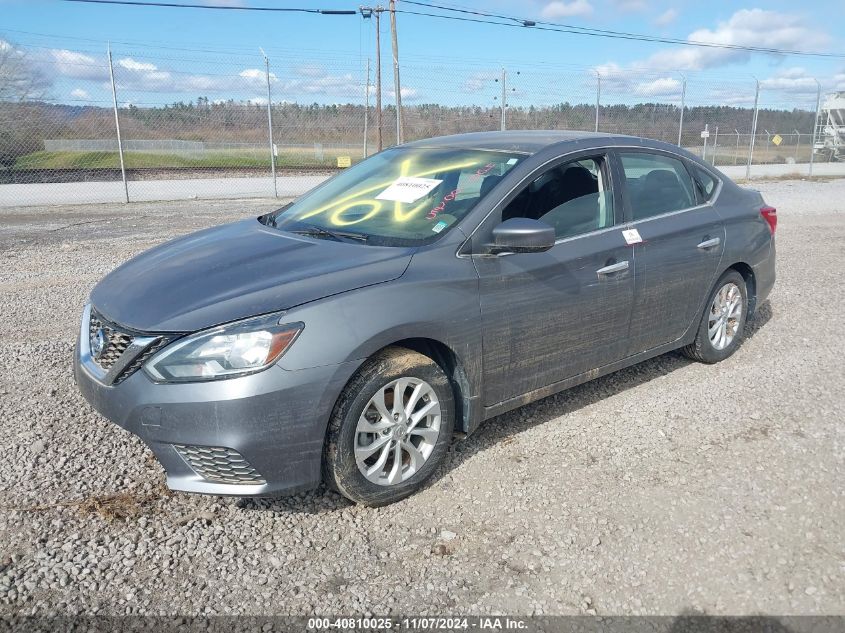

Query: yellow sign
left=337, top=156, right=352, bottom=168
left=772, top=134, right=783, bottom=146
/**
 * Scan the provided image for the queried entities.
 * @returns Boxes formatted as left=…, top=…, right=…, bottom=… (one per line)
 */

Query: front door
left=471, top=154, right=636, bottom=406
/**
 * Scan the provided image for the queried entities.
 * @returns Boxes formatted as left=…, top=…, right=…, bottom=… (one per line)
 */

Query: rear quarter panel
left=711, top=179, right=776, bottom=312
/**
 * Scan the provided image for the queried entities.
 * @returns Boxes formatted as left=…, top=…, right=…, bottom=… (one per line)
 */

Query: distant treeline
left=1, top=98, right=816, bottom=169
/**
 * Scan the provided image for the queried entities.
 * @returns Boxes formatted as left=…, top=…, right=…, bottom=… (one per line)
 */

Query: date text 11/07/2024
left=307, top=617, right=529, bottom=630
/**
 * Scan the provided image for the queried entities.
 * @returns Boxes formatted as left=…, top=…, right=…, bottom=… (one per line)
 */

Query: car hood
left=90, top=218, right=414, bottom=332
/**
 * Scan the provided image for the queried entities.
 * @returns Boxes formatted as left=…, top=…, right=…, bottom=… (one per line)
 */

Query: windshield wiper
left=288, top=224, right=369, bottom=243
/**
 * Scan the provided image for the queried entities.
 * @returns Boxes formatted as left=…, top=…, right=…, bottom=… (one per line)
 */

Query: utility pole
left=809, top=79, right=821, bottom=177
left=746, top=79, right=760, bottom=180
left=388, top=0, right=403, bottom=144
left=677, top=74, right=686, bottom=146
left=594, top=71, right=601, bottom=132
left=500, top=67, right=507, bottom=131
left=712, top=125, right=719, bottom=165
left=361, top=5, right=390, bottom=149
left=261, top=48, right=277, bottom=198
left=734, top=129, right=740, bottom=165
left=372, top=8, right=383, bottom=151
left=363, top=57, right=370, bottom=158
left=107, top=44, right=129, bottom=204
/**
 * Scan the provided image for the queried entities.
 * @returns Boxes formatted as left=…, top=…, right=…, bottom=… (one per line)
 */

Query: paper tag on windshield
left=376, top=177, right=442, bottom=204
left=622, top=228, right=642, bottom=245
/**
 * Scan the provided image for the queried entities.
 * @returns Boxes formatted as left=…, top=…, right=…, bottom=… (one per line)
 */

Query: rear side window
left=689, top=163, right=719, bottom=202
left=620, top=152, right=697, bottom=220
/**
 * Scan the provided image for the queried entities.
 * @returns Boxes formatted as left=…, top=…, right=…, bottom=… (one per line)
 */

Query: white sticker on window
left=376, top=177, right=442, bottom=203
left=506, top=158, right=519, bottom=165
left=622, top=228, right=642, bottom=245
left=432, top=220, right=448, bottom=233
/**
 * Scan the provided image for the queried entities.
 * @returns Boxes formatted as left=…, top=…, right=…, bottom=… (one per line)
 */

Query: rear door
left=617, top=150, right=725, bottom=355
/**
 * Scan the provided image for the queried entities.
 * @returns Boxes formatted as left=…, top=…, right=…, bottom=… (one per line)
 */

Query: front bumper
left=74, top=324, right=360, bottom=497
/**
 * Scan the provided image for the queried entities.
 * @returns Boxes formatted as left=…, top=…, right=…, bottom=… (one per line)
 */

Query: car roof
left=403, top=130, right=644, bottom=154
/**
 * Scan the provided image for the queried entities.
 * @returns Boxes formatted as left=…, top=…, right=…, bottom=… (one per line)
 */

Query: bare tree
left=0, top=40, right=51, bottom=173
left=0, top=39, right=49, bottom=102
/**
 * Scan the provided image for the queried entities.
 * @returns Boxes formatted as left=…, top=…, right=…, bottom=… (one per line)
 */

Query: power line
left=60, top=0, right=357, bottom=14
left=400, top=0, right=845, bottom=60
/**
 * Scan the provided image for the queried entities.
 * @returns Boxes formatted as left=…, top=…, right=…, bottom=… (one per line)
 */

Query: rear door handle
left=596, top=260, right=629, bottom=276
left=697, top=237, right=721, bottom=250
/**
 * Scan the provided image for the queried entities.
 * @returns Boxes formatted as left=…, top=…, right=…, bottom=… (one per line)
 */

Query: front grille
left=87, top=308, right=178, bottom=384
left=112, top=337, right=170, bottom=385
left=173, top=445, right=267, bottom=485
left=89, top=310, right=133, bottom=370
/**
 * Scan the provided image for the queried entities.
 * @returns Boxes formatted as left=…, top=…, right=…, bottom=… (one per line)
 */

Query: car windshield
left=266, top=147, right=525, bottom=246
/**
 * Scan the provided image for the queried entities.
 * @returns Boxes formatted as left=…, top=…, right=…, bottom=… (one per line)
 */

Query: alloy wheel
left=708, top=282, right=743, bottom=351
left=354, top=377, right=442, bottom=486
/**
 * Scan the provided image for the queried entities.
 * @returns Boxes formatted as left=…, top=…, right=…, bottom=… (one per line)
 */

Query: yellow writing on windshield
left=296, top=155, right=482, bottom=226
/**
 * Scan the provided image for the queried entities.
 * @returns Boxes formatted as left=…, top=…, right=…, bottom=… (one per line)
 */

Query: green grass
left=13, top=149, right=363, bottom=171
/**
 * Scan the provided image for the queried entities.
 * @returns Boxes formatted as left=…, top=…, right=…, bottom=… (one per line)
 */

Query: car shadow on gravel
left=237, top=302, right=773, bottom=514
left=441, top=300, right=774, bottom=474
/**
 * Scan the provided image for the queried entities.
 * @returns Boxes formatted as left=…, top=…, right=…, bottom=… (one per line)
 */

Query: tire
left=682, top=270, right=748, bottom=364
left=323, top=347, right=455, bottom=506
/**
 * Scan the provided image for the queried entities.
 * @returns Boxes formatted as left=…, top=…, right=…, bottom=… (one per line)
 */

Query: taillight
left=760, top=206, right=777, bottom=235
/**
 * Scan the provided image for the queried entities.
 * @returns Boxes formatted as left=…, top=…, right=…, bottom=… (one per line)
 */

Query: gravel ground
left=0, top=179, right=842, bottom=616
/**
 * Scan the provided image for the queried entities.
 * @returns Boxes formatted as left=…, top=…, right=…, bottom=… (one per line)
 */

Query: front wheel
left=323, top=347, right=455, bottom=506
left=682, top=270, right=748, bottom=364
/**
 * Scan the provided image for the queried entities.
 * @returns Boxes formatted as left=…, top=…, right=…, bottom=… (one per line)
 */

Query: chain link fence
left=0, top=37, right=841, bottom=207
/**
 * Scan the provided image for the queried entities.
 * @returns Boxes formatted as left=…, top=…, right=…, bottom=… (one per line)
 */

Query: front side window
left=266, top=147, right=524, bottom=246
left=620, top=152, right=696, bottom=220
left=500, top=157, right=614, bottom=240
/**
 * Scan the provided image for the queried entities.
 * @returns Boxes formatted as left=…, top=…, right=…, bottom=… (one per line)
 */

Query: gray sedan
left=74, top=131, right=776, bottom=505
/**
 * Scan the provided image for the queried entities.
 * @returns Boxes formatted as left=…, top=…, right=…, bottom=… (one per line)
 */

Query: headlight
left=143, top=313, right=303, bottom=383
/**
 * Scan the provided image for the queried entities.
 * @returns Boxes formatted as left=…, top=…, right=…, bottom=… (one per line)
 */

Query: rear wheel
left=682, top=270, right=748, bottom=364
left=323, top=347, right=454, bottom=506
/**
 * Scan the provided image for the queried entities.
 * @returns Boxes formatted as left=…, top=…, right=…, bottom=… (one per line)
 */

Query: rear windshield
left=266, top=147, right=524, bottom=246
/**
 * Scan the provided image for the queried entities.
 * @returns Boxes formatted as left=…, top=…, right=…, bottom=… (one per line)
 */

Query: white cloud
left=48, top=49, right=109, bottom=81
left=634, top=77, right=682, bottom=97
left=389, top=87, right=420, bottom=101
left=464, top=70, right=499, bottom=92
left=117, top=58, right=157, bottom=71
left=70, top=88, right=90, bottom=99
left=642, top=9, right=823, bottom=72
left=593, top=62, right=629, bottom=88
left=239, top=68, right=276, bottom=83
left=593, top=8, right=826, bottom=87
left=540, top=0, right=593, bottom=19
left=760, top=67, right=818, bottom=95
left=612, top=0, right=646, bottom=12
left=655, top=8, right=678, bottom=28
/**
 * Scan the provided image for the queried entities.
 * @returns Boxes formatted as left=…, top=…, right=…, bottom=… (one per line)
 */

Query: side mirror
left=489, top=218, right=555, bottom=254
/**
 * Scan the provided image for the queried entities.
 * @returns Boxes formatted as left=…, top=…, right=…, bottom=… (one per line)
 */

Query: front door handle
left=596, top=260, right=629, bottom=277
left=697, top=237, right=721, bottom=250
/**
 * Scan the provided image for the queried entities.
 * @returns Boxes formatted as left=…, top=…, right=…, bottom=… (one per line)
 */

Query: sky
left=1, top=0, right=844, bottom=110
